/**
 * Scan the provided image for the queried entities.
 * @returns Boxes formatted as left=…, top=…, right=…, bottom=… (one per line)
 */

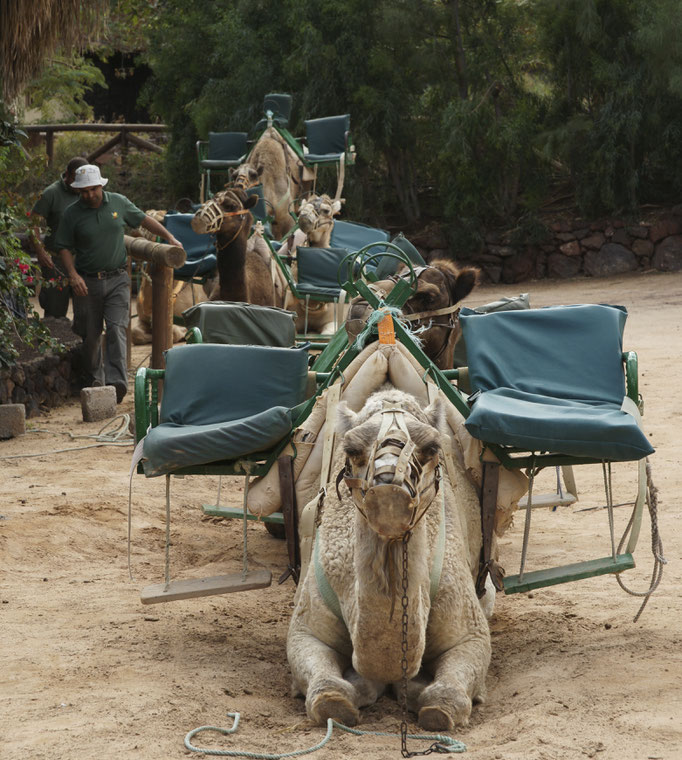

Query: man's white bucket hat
left=71, top=164, right=108, bottom=189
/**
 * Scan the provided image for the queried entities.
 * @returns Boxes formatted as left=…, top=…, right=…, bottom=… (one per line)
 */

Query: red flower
left=26, top=276, right=34, bottom=284
left=18, top=263, right=29, bottom=273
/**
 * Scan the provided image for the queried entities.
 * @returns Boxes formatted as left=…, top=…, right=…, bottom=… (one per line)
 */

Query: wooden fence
left=20, top=123, right=168, bottom=165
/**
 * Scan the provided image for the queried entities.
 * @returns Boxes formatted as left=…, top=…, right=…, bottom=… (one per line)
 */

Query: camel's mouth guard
left=363, top=484, right=417, bottom=539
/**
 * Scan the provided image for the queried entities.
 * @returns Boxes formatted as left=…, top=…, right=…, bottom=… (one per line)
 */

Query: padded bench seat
left=142, top=343, right=309, bottom=476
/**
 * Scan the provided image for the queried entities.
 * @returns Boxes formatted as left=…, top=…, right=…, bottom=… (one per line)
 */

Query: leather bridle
left=337, top=406, right=441, bottom=538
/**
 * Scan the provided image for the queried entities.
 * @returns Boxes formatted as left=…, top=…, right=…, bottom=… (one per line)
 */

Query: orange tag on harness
left=377, top=312, right=396, bottom=344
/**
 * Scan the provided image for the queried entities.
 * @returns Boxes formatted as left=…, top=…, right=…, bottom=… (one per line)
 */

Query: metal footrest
left=502, top=553, right=635, bottom=595
left=141, top=569, right=272, bottom=604
left=202, top=505, right=284, bottom=524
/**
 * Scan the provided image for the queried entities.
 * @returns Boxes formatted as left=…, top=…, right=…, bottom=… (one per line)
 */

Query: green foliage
left=21, top=52, right=107, bottom=123
left=0, top=137, right=62, bottom=368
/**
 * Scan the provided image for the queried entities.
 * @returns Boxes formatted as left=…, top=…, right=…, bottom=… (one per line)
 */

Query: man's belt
left=78, top=267, right=127, bottom=279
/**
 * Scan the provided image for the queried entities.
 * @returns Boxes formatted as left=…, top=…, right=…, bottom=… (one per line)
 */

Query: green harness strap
left=314, top=490, right=447, bottom=624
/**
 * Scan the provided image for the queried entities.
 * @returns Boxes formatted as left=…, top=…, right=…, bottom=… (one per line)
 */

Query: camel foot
left=307, top=680, right=360, bottom=727
left=417, top=685, right=472, bottom=730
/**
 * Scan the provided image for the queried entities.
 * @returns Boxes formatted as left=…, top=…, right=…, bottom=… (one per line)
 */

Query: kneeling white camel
left=287, top=387, right=491, bottom=730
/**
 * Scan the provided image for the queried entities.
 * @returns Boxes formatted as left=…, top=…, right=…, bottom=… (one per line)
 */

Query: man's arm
left=59, top=248, right=88, bottom=297
left=139, top=215, right=183, bottom=248
left=29, top=221, right=54, bottom=270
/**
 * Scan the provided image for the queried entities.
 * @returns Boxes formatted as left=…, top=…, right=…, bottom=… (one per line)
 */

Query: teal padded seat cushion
left=202, top=132, right=248, bottom=166
left=465, top=388, right=654, bottom=461
left=142, top=343, right=308, bottom=476
left=297, top=247, right=348, bottom=295
left=182, top=301, right=296, bottom=347
left=330, top=220, right=389, bottom=253
left=143, top=408, right=294, bottom=477
left=305, top=115, right=350, bottom=161
left=163, top=213, right=217, bottom=278
left=461, top=304, right=654, bottom=461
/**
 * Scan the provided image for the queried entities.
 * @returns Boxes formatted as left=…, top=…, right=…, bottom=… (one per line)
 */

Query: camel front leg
left=417, top=632, right=491, bottom=731
left=287, top=624, right=360, bottom=726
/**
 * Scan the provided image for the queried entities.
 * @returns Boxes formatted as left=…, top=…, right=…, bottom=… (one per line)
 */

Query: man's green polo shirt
left=55, top=192, right=146, bottom=274
left=31, top=176, right=80, bottom=253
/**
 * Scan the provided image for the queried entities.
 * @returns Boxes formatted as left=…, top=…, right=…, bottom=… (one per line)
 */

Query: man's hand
left=140, top=215, right=185, bottom=250
left=36, top=248, right=54, bottom=270
left=69, top=272, right=88, bottom=297
left=166, top=234, right=183, bottom=249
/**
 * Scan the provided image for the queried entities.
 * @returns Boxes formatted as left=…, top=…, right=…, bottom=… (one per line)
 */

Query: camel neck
left=216, top=232, right=248, bottom=301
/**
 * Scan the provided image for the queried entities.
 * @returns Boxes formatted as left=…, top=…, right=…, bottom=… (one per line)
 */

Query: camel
left=191, top=188, right=286, bottom=306
left=230, top=127, right=308, bottom=240
left=131, top=275, right=213, bottom=345
left=287, top=386, right=491, bottom=730
left=345, top=259, right=479, bottom=369
left=283, top=194, right=344, bottom=335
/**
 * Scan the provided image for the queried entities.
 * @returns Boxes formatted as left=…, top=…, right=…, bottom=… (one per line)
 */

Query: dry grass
left=1, top=0, right=106, bottom=101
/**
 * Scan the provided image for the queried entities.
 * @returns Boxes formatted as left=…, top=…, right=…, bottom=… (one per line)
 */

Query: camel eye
left=419, top=440, right=440, bottom=458
left=344, top=446, right=364, bottom=459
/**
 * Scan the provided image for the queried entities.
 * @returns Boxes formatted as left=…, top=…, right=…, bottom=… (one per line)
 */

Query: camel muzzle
left=363, top=484, right=417, bottom=539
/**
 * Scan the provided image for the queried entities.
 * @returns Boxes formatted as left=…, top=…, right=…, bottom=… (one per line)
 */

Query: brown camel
left=345, top=259, right=479, bottom=369
left=229, top=127, right=308, bottom=240
left=191, top=188, right=284, bottom=306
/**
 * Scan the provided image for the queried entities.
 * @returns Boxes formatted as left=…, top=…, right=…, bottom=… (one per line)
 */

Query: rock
left=649, top=217, right=682, bottom=243
left=80, top=386, right=117, bottom=423
left=555, top=232, right=576, bottom=242
left=584, top=244, right=637, bottom=277
left=611, top=228, right=631, bottom=247
left=502, top=252, right=536, bottom=283
left=573, top=227, right=591, bottom=240
left=0, top=404, right=26, bottom=439
left=547, top=252, right=581, bottom=279
left=582, top=233, right=606, bottom=250
left=627, top=225, right=649, bottom=239
left=559, top=240, right=581, bottom=257
left=652, top=235, right=682, bottom=271
left=488, top=245, right=515, bottom=258
left=632, top=239, right=654, bottom=258
left=410, top=224, right=448, bottom=250
left=481, top=264, right=502, bottom=284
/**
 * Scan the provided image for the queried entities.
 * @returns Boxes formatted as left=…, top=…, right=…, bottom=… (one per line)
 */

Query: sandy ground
left=1, top=271, right=681, bottom=760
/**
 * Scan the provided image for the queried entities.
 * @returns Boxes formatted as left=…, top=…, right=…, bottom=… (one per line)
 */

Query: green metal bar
left=310, top=326, right=349, bottom=372
left=202, top=506, right=284, bottom=524
left=623, top=351, right=638, bottom=405
left=502, top=553, right=635, bottom=594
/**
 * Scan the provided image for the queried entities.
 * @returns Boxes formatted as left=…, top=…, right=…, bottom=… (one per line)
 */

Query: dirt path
left=1, top=271, right=680, bottom=760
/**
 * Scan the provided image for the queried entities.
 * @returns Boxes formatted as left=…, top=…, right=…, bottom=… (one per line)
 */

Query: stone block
left=0, top=404, right=26, bottom=439
left=559, top=240, right=582, bottom=257
left=632, top=239, right=654, bottom=258
left=653, top=235, right=682, bottom=271
left=80, top=386, right=117, bottom=423
left=584, top=244, right=637, bottom=277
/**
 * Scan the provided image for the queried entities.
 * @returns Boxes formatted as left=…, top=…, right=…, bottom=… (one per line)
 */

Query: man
left=55, top=164, right=183, bottom=403
left=30, top=156, right=89, bottom=332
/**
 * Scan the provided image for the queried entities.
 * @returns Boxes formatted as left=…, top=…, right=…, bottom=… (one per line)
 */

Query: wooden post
left=124, top=235, right=186, bottom=371
left=151, top=263, right=173, bottom=369
left=45, top=130, right=54, bottom=166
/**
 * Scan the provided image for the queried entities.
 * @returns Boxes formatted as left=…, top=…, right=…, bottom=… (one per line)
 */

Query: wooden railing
left=20, top=123, right=168, bottom=165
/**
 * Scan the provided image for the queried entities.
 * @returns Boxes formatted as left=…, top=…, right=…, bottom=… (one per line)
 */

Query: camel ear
left=331, top=200, right=343, bottom=216
left=244, top=194, right=259, bottom=210
left=424, top=395, right=445, bottom=433
left=336, top=401, right=358, bottom=436
left=451, top=266, right=479, bottom=303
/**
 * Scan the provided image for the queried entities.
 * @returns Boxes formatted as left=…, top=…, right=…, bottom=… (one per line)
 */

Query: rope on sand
left=184, top=713, right=466, bottom=757
left=0, top=414, right=134, bottom=460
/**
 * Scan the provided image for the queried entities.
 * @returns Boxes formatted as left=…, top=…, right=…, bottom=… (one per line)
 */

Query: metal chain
left=399, top=533, right=447, bottom=758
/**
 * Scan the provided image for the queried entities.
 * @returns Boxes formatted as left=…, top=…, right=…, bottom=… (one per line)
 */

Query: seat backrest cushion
left=263, top=93, right=292, bottom=124
left=159, top=343, right=308, bottom=426
left=245, top=184, right=269, bottom=222
left=182, top=301, right=296, bottom=347
left=305, top=115, right=350, bottom=155
left=460, top=304, right=628, bottom=405
left=208, top=131, right=248, bottom=161
left=297, top=247, right=348, bottom=289
left=164, top=213, right=216, bottom=262
left=374, top=233, right=426, bottom=278
left=453, top=293, right=530, bottom=369
left=329, top=220, right=389, bottom=254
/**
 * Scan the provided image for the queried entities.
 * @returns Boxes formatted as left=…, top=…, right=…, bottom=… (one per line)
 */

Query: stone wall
left=410, top=207, right=682, bottom=284
left=0, top=318, right=81, bottom=418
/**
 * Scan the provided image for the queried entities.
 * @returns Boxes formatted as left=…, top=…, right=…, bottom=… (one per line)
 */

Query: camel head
left=191, top=187, right=258, bottom=237
left=337, top=389, right=443, bottom=540
left=345, top=259, right=479, bottom=369
left=229, top=163, right=262, bottom=191
left=296, top=194, right=343, bottom=248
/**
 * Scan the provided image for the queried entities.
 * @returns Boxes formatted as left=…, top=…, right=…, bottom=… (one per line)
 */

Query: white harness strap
left=299, top=382, right=342, bottom=582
